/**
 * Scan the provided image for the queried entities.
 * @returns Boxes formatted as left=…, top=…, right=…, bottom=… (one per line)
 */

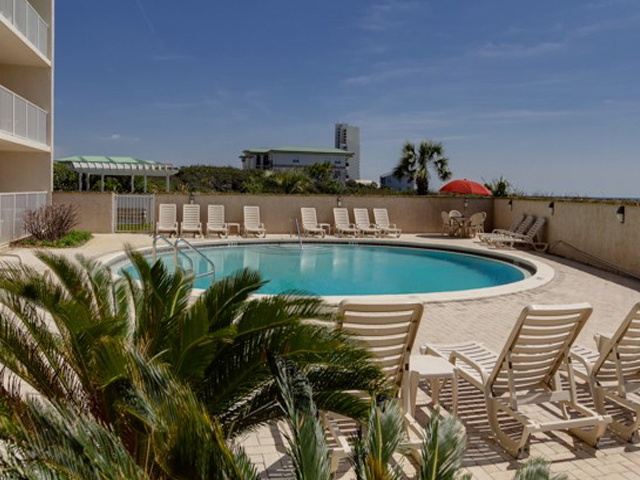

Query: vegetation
left=484, top=176, right=513, bottom=197
left=14, top=230, right=92, bottom=248
left=23, top=203, right=79, bottom=241
left=393, top=140, right=452, bottom=195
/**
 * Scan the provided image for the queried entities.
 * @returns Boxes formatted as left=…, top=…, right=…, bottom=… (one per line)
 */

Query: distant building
left=240, top=146, right=353, bottom=182
left=335, top=123, right=360, bottom=180
left=380, top=171, right=416, bottom=191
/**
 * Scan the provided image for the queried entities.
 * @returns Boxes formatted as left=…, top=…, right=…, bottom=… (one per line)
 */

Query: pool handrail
left=174, top=238, right=216, bottom=281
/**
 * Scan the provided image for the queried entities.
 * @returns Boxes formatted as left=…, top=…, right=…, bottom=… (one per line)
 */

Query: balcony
left=0, top=83, right=49, bottom=151
left=0, top=0, right=50, bottom=66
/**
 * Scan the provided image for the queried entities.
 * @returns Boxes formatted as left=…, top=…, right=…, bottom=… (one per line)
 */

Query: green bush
left=17, top=230, right=92, bottom=248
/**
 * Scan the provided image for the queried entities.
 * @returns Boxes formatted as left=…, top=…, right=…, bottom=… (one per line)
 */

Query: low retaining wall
left=494, top=198, right=640, bottom=277
left=52, top=192, right=114, bottom=234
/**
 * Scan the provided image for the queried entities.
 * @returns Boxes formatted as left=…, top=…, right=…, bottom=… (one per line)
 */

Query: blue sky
left=55, top=0, right=640, bottom=196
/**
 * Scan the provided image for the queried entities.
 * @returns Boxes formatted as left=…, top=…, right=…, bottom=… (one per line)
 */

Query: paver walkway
left=4, top=234, right=640, bottom=479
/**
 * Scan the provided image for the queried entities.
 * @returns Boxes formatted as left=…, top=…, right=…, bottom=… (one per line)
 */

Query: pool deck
left=4, top=233, right=640, bottom=479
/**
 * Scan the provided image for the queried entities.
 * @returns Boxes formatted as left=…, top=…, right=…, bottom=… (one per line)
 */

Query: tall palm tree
left=0, top=250, right=385, bottom=455
left=392, top=140, right=452, bottom=195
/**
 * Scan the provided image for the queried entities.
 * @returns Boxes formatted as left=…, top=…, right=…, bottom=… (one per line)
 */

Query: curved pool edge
left=99, top=237, right=555, bottom=306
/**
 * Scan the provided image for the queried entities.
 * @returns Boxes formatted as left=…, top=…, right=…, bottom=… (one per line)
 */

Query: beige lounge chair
left=180, top=204, right=202, bottom=238
left=156, top=204, right=178, bottom=237
left=324, top=301, right=425, bottom=472
left=373, top=208, right=401, bottom=238
left=243, top=206, right=266, bottom=238
left=479, top=214, right=525, bottom=243
left=300, top=207, right=325, bottom=237
left=333, top=208, right=360, bottom=237
left=571, top=302, right=640, bottom=441
left=206, top=205, right=228, bottom=238
left=490, top=217, right=548, bottom=252
left=353, top=208, right=380, bottom=237
left=441, top=211, right=454, bottom=236
left=423, top=303, right=610, bottom=457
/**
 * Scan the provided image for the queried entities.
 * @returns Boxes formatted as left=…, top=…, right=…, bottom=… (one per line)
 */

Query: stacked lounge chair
left=489, top=217, right=548, bottom=251
left=479, top=214, right=529, bottom=243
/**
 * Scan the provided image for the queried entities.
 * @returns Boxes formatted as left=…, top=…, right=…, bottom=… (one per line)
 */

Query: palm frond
left=513, top=458, right=568, bottom=480
left=419, top=412, right=468, bottom=480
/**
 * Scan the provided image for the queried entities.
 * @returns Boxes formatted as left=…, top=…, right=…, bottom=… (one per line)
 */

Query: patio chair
left=180, top=204, right=202, bottom=238
left=423, top=303, right=610, bottom=457
left=479, top=214, right=525, bottom=243
left=373, top=208, right=401, bottom=238
left=441, top=211, right=455, bottom=236
left=206, top=205, right=228, bottom=238
left=333, top=208, right=360, bottom=237
left=353, top=208, right=380, bottom=237
left=449, top=210, right=463, bottom=218
left=243, top=206, right=266, bottom=238
left=571, top=302, right=640, bottom=441
left=489, top=217, right=548, bottom=252
left=300, top=207, right=325, bottom=237
left=466, top=212, right=486, bottom=237
left=156, top=204, right=178, bottom=237
left=324, top=301, right=425, bottom=472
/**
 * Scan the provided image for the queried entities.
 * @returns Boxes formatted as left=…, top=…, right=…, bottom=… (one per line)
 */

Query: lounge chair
left=373, top=208, right=401, bottom=238
left=489, top=217, right=548, bottom=252
left=441, top=211, right=454, bottom=236
left=300, top=207, right=325, bottom=237
left=156, top=204, right=178, bottom=237
left=325, top=301, right=425, bottom=471
left=243, top=206, right=266, bottom=238
left=180, top=204, right=202, bottom=238
left=353, top=208, right=380, bottom=237
left=479, top=214, right=525, bottom=243
left=206, top=205, right=228, bottom=238
left=423, top=303, right=610, bottom=457
left=571, top=302, right=640, bottom=441
left=333, top=208, right=360, bottom=237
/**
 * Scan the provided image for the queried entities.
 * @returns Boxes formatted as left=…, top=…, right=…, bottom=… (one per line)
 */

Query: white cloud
left=358, top=1, right=422, bottom=32
left=476, top=42, right=565, bottom=58
left=98, top=133, right=140, bottom=143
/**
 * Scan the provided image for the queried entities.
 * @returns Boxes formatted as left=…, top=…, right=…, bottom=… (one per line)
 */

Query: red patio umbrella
left=439, top=179, right=492, bottom=196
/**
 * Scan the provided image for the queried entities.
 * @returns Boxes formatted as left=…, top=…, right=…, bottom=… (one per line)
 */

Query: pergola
left=56, top=156, right=179, bottom=193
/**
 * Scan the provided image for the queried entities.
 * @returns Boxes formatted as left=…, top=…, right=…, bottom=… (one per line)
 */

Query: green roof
left=56, top=156, right=162, bottom=165
left=243, top=146, right=353, bottom=155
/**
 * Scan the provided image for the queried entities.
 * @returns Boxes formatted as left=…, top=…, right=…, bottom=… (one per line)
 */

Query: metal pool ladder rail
left=174, top=238, right=216, bottom=281
left=152, top=235, right=216, bottom=281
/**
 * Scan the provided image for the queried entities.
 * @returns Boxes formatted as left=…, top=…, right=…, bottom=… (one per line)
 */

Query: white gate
left=113, top=194, right=155, bottom=232
left=0, top=191, right=47, bottom=244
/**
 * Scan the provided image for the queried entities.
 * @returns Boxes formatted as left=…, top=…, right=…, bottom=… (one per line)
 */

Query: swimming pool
left=117, top=243, right=531, bottom=296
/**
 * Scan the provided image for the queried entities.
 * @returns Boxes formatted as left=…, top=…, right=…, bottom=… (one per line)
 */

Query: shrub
left=23, top=204, right=79, bottom=241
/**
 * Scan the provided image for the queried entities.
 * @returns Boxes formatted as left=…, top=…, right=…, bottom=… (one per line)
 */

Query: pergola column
left=78, top=172, right=82, bottom=191
left=166, top=175, right=170, bottom=192
left=144, top=176, right=148, bottom=193
left=131, top=175, right=135, bottom=193
left=101, top=174, right=105, bottom=192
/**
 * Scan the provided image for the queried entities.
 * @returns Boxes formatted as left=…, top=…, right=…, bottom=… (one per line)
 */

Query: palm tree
left=0, top=250, right=385, bottom=460
left=392, top=140, right=452, bottom=195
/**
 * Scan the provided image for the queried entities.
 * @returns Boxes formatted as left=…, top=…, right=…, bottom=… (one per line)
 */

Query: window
left=334, top=159, right=341, bottom=165
left=292, top=158, right=300, bottom=164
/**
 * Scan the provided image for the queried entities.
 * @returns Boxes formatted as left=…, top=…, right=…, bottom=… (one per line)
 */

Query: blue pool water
left=119, top=243, right=527, bottom=296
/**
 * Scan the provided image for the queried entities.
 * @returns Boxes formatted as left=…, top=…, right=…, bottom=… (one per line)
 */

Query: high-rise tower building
left=334, top=123, right=360, bottom=180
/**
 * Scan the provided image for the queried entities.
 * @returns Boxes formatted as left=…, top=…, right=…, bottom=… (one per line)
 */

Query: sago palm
left=0, top=249, right=385, bottom=443
left=393, top=140, right=452, bottom=195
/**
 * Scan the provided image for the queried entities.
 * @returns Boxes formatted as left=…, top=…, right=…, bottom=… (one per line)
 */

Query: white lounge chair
left=243, top=206, right=266, bottom=238
left=325, top=301, right=425, bottom=472
left=479, top=214, right=525, bottom=243
left=156, top=204, right=178, bottom=237
left=300, top=207, right=325, bottom=237
left=353, top=208, right=380, bottom=237
left=206, top=205, right=228, bottom=238
left=571, top=302, right=640, bottom=441
left=333, top=208, right=360, bottom=237
left=490, top=217, right=548, bottom=252
left=180, top=204, right=202, bottom=238
left=423, top=303, right=610, bottom=457
left=373, top=208, right=401, bottom=238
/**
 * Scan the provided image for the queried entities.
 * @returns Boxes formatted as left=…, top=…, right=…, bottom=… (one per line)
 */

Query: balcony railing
left=0, top=191, right=47, bottom=244
left=0, top=84, right=48, bottom=146
left=0, top=0, right=49, bottom=58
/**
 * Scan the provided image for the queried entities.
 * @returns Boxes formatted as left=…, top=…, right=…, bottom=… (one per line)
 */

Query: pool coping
left=99, top=237, right=554, bottom=305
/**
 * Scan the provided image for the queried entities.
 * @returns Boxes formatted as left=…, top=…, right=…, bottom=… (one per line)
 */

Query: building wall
left=0, top=152, right=52, bottom=192
left=380, top=173, right=415, bottom=191
left=335, top=123, right=360, bottom=180
left=494, top=198, right=640, bottom=276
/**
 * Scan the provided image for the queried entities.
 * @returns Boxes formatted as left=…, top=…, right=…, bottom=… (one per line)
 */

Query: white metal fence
left=113, top=194, right=155, bottom=232
left=0, top=191, right=47, bottom=244
left=0, top=84, right=48, bottom=145
left=0, top=0, right=49, bottom=57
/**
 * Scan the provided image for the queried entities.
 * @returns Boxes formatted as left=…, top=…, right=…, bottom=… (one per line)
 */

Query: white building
left=380, top=171, right=416, bottom=191
left=240, top=146, right=353, bottom=182
left=0, top=0, right=54, bottom=243
left=335, top=123, right=360, bottom=180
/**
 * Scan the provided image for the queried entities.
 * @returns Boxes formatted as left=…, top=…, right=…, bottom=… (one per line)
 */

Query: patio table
left=404, top=354, right=458, bottom=416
